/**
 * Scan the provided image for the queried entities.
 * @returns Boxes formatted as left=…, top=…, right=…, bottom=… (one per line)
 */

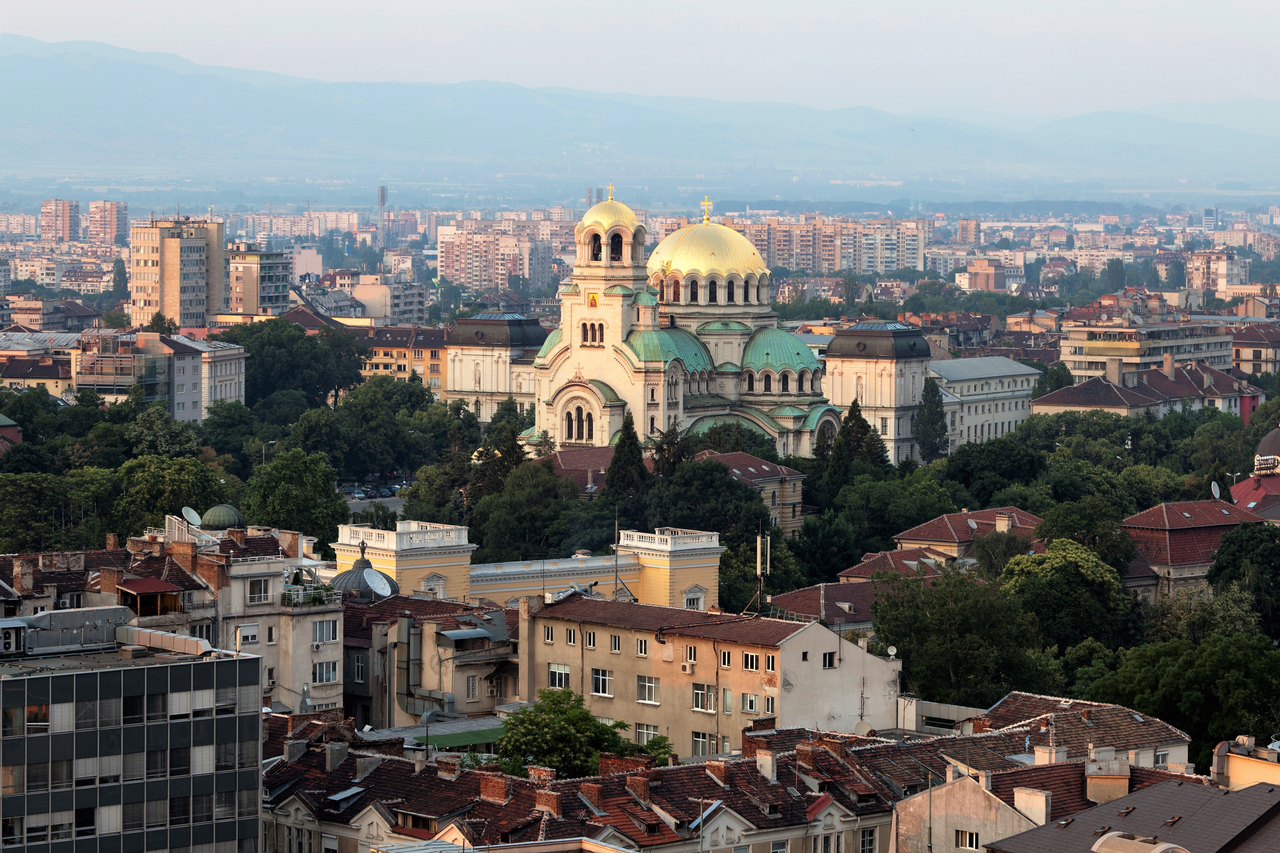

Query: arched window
left=610, top=233, right=623, bottom=262
left=581, top=323, right=588, bottom=343
left=747, top=373, right=755, bottom=392
left=650, top=416, right=656, bottom=434
left=590, top=234, right=602, bottom=262
left=565, top=411, right=573, bottom=438
left=726, top=281, right=736, bottom=303
left=689, top=279, right=699, bottom=303
left=771, top=490, right=777, bottom=506
left=586, top=412, right=594, bottom=441
left=797, top=373, right=805, bottom=393
left=708, top=280, right=718, bottom=303
left=781, top=375, right=789, bottom=393
left=474, top=397, right=481, bottom=417
left=590, top=324, right=597, bottom=343
left=764, top=374, right=772, bottom=393
left=650, top=388, right=655, bottom=401
left=575, top=407, right=584, bottom=441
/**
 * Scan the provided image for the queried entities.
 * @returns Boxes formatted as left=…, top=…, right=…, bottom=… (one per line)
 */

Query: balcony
left=281, top=586, right=340, bottom=608
left=619, top=528, right=720, bottom=551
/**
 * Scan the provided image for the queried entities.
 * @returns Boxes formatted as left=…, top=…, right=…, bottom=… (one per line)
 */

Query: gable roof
left=693, top=451, right=802, bottom=485
left=894, top=507, right=1042, bottom=546
left=536, top=594, right=806, bottom=647
left=1122, top=500, right=1262, bottom=531
left=838, top=547, right=952, bottom=580
left=768, top=582, right=877, bottom=626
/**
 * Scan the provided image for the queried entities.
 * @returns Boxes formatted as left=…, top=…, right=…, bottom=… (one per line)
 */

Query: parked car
left=339, top=486, right=356, bottom=495
left=378, top=488, right=393, bottom=498
left=351, top=490, right=366, bottom=501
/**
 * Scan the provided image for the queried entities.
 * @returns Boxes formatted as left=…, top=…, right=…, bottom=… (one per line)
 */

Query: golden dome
left=578, top=192, right=641, bottom=235
left=647, top=220, right=768, bottom=280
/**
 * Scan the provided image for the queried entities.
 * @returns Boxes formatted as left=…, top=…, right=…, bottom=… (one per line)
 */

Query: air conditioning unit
left=267, top=680, right=276, bottom=687
left=680, top=662, right=695, bottom=674
left=312, top=642, right=322, bottom=652
left=488, top=688, right=498, bottom=697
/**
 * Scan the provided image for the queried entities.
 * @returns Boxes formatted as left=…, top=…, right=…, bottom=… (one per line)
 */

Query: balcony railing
left=281, top=586, right=340, bottom=607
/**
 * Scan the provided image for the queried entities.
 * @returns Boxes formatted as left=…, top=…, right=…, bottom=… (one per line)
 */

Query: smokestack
left=1105, top=358, right=1122, bottom=386
left=1164, top=352, right=1174, bottom=381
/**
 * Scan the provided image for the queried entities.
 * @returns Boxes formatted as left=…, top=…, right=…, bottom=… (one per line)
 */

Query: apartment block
left=956, top=219, right=982, bottom=246
left=227, top=242, right=292, bottom=315
left=39, top=199, right=80, bottom=243
left=128, top=219, right=227, bottom=328
left=87, top=201, right=129, bottom=244
left=359, top=326, right=447, bottom=390
left=1059, top=319, right=1234, bottom=380
left=437, top=230, right=552, bottom=290
left=0, top=605, right=263, bottom=853
left=1186, top=250, right=1248, bottom=293
left=720, top=217, right=933, bottom=275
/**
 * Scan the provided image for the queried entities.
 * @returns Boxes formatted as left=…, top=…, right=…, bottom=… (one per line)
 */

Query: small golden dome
left=578, top=194, right=641, bottom=235
left=647, top=221, right=768, bottom=280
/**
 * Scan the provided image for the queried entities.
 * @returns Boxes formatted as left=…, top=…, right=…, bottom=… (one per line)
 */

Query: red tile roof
left=1122, top=500, right=1262, bottom=568
left=693, top=451, right=803, bottom=484
left=537, top=594, right=806, bottom=647
left=343, top=595, right=513, bottom=649
left=839, top=547, right=952, bottom=580
left=1123, top=499, right=1263, bottom=531
left=894, top=507, right=1042, bottom=546
left=988, top=763, right=1088, bottom=821
left=769, top=582, right=877, bottom=626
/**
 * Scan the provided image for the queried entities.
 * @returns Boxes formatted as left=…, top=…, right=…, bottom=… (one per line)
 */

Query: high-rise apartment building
left=956, top=219, right=982, bottom=246
left=1203, top=208, right=1220, bottom=232
left=227, top=242, right=292, bottom=315
left=39, top=199, right=80, bottom=243
left=128, top=219, right=227, bottom=328
left=436, top=230, right=551, bottom=290
left=1187, top=250, right=1248, bottom=293
left=87, top=201, right=129, bottom=244
left=0, top=605, right=263, bottom=852
left=720, top=217, right=932, bottom=275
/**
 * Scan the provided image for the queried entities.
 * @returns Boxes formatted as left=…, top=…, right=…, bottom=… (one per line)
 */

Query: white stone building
left=928, top=356, right=1041, bottom=444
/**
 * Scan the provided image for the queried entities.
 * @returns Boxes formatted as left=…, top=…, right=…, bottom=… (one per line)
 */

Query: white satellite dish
left=364, top=567, right=393, bottom=598
left=967, top=518, right=978, bottom=530
left=886, top=645, right=897, bottom=660
left=1211, top=481, right=1221, bottom=500
left=853, top=720, right=874, bottom=737
left=181, top=506, right=203, bottom=527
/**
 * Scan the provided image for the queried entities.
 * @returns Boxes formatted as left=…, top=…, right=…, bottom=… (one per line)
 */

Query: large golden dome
left=579, top=197, right=640, bottom=234
left=647, top=220, right=768, bottom=280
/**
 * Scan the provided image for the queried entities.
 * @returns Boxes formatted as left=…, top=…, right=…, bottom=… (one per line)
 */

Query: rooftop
left=536, top=593, right=806, bottom=647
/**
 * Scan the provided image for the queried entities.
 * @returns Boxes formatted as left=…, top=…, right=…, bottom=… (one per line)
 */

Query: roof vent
left=1056, top=818, right=1073, bottom=828
left=1093, top=826, right=1112, bottom=837
left=1163, top=816, right=1181, bottom=826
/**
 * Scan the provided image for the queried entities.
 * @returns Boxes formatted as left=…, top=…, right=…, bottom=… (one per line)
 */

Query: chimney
left=706, top=760, right=728, bottom=787
left=756, top=748, right=778, bottom=783
left=227, top=529, right=247, bottom=546
left=1033, top=745, right=1067, bottom=765
left=105, top=533, right=120, bottom=550
left=535, top=789, right=562, bottom=818
left=480, top=774, right=509, bottom=804
left=796, top=741, right=818, bottom=771
left=278, top=530, right=301, bottom=559
left=285, top=740, right=307, bottom=763
left=13, top=558, right=35, bottom=596
left=946, top=765, right=958, bottom=783
left=995, top=511, right=1012, bottom=533
left=435, top=755, right=462, bottom=781
left=1105, top=358, right=1122, bottom=386
left=626, top=774, right=650, bottom=806
left=528, top=766, right=557, bottom=787
left=1013, top=787, right=1052, bottom=826
left=1088, top=743, right=1115, bottom=762
left=99, top=566, right=121, bottom=596
left=587, top=469, right=594, bottom=489
left=1204, top=370, right=1211, bottom=390
left=355, top=756, right=383, bottom=782
left=169, top=540, right=197, bottom=572
left=325, top=741, right=349, bottom=771
left=581, top=782, right=604, bottom=810
left=979, top=770, right=992, bottom=791
left=1082, top=709, right=1092, bottom=723
left=1164, top=352, right=1174, bottom=380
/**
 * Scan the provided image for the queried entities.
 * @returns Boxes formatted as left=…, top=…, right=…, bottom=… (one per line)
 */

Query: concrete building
left=893, top=507, right=1042, bottom=559
left=437, top=230, right=552, bottom=291
left=958, top=258, right=1006, bottom=292
left=360, top=326, right=447, bottom=392
left=1121, top=500, right=1263, bottom=601
left=927, top=356, right=1040, bottom=444
left=330, top=522, right=724, bottom=611
left=1233, top=323, right=1280, bottom=376
left=824, top=320, right=932, bottom=464
left=0, top=605, right=263, bottom=853
left=288, top=244, right=323, bottom=283
left=128, top=219, right=227, bottom=328
left=39, top=198, right=80, bottom=242
left=351, top=279, right=427, bottom=325
left=86, top=200, right=128, bottom=244
left=956, top=219, right=982, bottom=246
left=448, top=313, right=547, bottom=422
left=519, top=592, right=903, bottom=754
left=227, top=242, right=293, bottom=315
left=1186, top=250, right=1248, bottom=293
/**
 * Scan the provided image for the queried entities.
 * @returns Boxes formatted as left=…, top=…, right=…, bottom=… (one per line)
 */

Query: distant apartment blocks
left=719, top=216, right=934, bottom=275
left=39, top=198, right=79, bottom=242
left=128, top=218, right=227, bottom=327
left=228, top=242, right=292, bottom=315
left=437, top=228, right=552, bottom=290
left=86, top=200, right=129, bottom=243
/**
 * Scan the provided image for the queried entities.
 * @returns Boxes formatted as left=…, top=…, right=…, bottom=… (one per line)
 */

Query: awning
left=417, top=726, right=506, bottom=749
left=118, top=578, right=183, bottom=594
left=441, top=628, right=492, bottom=641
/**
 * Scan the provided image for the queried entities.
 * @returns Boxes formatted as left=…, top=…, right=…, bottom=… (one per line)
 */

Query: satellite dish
left=364, top=568, right=393, bottom=598
left=886, top=645, right=897, bottom=660
left=181, top=506, right=202, bottom=527
left=967, top=518, right=978, bottom=530
left=853, top=720, right=874, bottom=737
left=1211, top=481, right=1221, bottom=500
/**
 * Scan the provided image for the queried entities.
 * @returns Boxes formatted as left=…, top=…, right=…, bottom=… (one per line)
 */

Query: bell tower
left=564, top=188, right=649, bottom=355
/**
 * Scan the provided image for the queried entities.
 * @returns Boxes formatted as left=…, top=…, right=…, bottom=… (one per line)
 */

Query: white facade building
left=928, top=357, right=1041, bottom=444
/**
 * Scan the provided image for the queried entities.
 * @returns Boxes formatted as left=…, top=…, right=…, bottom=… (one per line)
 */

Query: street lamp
left=1232, top=472, right=1243, bottom=485
left=262, top=440, right=276, bottom=465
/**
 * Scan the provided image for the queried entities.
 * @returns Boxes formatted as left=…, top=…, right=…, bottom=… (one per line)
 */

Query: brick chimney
left=580, top=782, right=603, bottom=810
left=1164, top=352, right=1175, bottom=381
left=528, top=766, right=557, bottom=787
left=168, top=540, right=197, bottom=573
left=99, top=566, right=121, bottom=596
left=535, top=789, right=562, bottom=818
left=277, top=530, right=301, bottom=559
left=1104, top=358, right=1122, bottom=386
left=796, top=741, right=818, bottom=771
left=599, top=753, right=655, bottom=776
left=435, top=755, right=462, bottom=781
left=227, top=529, right=246, bottom=546
left=705, top=760, right=727, bottom=787
left=105, top=533, right=120, bottom=551
left=626, top=774, right=650, bottom=806
left=479, top=774, right=510, bottom=804
left=13, top=558, right=35, bottom=596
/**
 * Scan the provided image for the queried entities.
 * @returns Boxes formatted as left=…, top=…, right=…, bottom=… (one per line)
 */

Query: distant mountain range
left=2, top=33, right=1280, bottom=197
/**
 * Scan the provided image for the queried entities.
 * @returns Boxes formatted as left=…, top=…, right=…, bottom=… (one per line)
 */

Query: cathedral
left=530, top=192, right=843, bottom=456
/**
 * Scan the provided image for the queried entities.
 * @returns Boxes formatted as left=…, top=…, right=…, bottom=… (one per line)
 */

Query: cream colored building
left=445, top=313, right=547, bottom=421
left=519, top=593, right=903, bottom=755
left=128, top=218, right=227, bottom=327
left=330, top=521, right=723, bottom=611
left=928, top=356, right=1041, bottom=444
left=1059, top=319, right=1233, bottom=381
left=228, top=241, right=293, bottom=315
left=531, top=194, right=842, bottom=456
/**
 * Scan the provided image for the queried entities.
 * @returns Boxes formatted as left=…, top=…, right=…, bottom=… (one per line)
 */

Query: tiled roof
left=839, top=547, right=952, bottom=580
left=988, top=763, right=1088, bottom=821
left=0, top=357, right=71, bottom=380
left=769, top=582, right=877, bottom=626
left=894, top=507, right=1042, bottom=546
left=1233, top=323, right=1280, bottom=345
left=537, top=594, right=806, bottom=647
left=977, top=692, right=1114, bottom=730
left=971, top=692, right=1191, bottom=751
left=343, top=595, right=513, bottom=648
left=1122, top=500, right=1262, bottom=568
left=1122, top=500, right=1262, bottom=531
left=693, top=451, right=803, bottom=484
left=1033, top=376, right=1163, bottom=409
left=217, top=535, right=286, bottom=558
left=127, top=554, right=205, bottom=591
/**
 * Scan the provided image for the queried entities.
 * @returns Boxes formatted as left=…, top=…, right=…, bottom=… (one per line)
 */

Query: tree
left=871, top=567, right=1060, bottom=707
left=1032, top=363, right=1073, bottom=399
left=1034, top=495, right=1135, bottom=572
left=496, top=689, right=632, bottom=778
left=601, top=411, right=650, bottom=528
left=470, top=462, right=581, bottom=562
left=915, top=378, right=948, bottom=461
left=1102, top=259, right=1127, bottom=291
left=241, top=448, right=349, bottom=558
left=200, top=400, right=260, bottom=478
left=971, top=530, right=1032, bottom=580
left=100, top=310, right=130, bottom=329
left=645, top=460, right=770, bottom=552
left=213, top=318, right=366, bottom=408
left=1001, top=539, right=1131, bottom=650
left=0, top=442, right=54, bottom=475
left=817, top=399, right=888, bottom=506
left=146, top=312, right=179, bottom=334
left=288, top=407, right=348, bottom=471
left=487, top=395, right=533, bottom=434
left=685, top=422, right=778, bottom=462
left=350, top=501, right=398, bottom=531
left=1166, top=260, right=1187, bottom=290
left=117, top=456, right=225, bottom=533
left=1207, top=523, right=1280, bottom=636
left=650, top=422, right=691, bottom=478
left=252, top=389, right=310, bottom=428
left=112, top=258, right=128, bottom=294
left=127, top=406, right=200, bottom=458
left=1147, top=583, right=1261, bottom=644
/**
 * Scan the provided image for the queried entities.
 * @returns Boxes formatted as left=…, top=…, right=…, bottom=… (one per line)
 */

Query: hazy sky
left=3, top=0, right=1275, bottom=115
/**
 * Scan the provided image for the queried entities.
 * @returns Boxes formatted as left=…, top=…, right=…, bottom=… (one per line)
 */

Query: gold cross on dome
left=606, top=183, right=614, bottom=201
left=701, top=196, right=713, bottom=223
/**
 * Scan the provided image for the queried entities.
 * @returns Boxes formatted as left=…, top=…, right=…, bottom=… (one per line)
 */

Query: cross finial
left=606, top=183, right=614, bottom=202
left=701, top=196, right=713, bottom=224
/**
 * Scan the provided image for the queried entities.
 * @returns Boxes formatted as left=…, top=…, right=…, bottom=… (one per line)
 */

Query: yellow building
left=330, top=522, right=723, bottom=610
left=358, top=326, right=448, bottom=393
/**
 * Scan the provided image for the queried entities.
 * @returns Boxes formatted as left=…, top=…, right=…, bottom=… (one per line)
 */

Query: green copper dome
left=742, top=327, right=820, bottom=374
left=202, top=504, right=245, bottom=530
left=534, top=326, right=563, bottom=360
left=696, top=320, right=751, bottom=333
left=623, top=327, right=715, bottom=373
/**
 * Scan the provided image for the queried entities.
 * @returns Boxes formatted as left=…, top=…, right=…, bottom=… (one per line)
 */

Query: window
left=26, top=703, right=49, bottom=734
left=247, top=578, right=270, bottom=604
left=170, top=796, right=191, bottom=826
left=238, top=623, right=258, bottom=644
left=192, top=794, right=213, bottom=824
left=1, top=816, right=21, bottom=847
left=766, top=654, right=776, bottom=672
left=0, top=766, right=22, bottom=795
left=267, top=626, right=275, bottom=644
left=1155, top=750, right=1170, bottom=767
left=637, top=676, right=659, bottom=704
left=721, top=650, right=732, bottom=669
left=585, top=631, right=596, bottom=649
left=692, top=731, right=711, bottom=756
left=636, top=638, right=648, bottom=657
left=686, top=645, right=697, bottom=663
left=565, top=628, right=577, bottom=646
left=636, top=723, right=659, bottom=745
left=313, top=619, right=339, bottom=643
left=466, top=675, right=479, bottom=701
left=743, top=652, right=759, bottom=671
left=773, top=843, right=788, bottom=853
left=723, top=688, right=733, bottom=713
left=354, top=655, right=365, bottom=684
left=860, top=829, right=876, bottom=853
left=0, top=707, right=20, bottom=738
left=591, top=668, right=614, bottom=697
left=955, top=830, right=979, bottom=850
left=544, top=625, right=554, bottom=643
left=610, top=634, right=621, bottom=653
left=823, top=651, right=837, bottom=669
left=692, top=683, right=716, bottom=713
left=75, top=699, right=97, bottom=730
left=765, top=696, right=775, bottom=714
left=146, top=749, right=167, bottom=779
left=802, top=651, right=809, bottom=661
left=170, top=746, right=190, bottom=776
left=98, top=753, right=121, bottom=784
left=742, top=693, right=759, bottom=713
left=312, top=661, right=338, bottom=683
left=685, top=595, right=703, bottom=609
left=548, top=663, right=570, bottom=689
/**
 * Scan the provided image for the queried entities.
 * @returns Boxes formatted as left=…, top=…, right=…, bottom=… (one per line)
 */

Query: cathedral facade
left=530, top=194, right=843, bottom=456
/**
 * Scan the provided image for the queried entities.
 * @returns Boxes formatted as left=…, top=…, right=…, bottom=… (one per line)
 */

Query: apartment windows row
left=0, top=791, right=259, bottom=846
left=543, top=626, right=628, bottom=654
left=1, top=687, right=252, bottom=736
left=1, top=742, right=259, bottom=793
left=554, top=667, right=776, bottom=716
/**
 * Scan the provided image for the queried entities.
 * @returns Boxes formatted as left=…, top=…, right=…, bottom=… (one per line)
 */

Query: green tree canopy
left=1147, top=583, right=1261, bottom=644
left=1001, top=539, right=1131, bottom=650
left=1034, top=495, right=1135, bottom=572
left=645, top=460, right=770, bottom=551
left=212, top=318, right=366, bottom=407
left=127, top=406, right=200, bottom=458
left=118, top=456, right=225, bottom=532
left=146, top=312, right=179, bottom=334
left=495, top=689, right=632, bottom=778
left=470, top=462, right=581, bottom=562
left=1207, top=523, right=1280, bottom=636
left=241, top=448, right=348, bottom=558
left=915, top=377, right=948, bottom=461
